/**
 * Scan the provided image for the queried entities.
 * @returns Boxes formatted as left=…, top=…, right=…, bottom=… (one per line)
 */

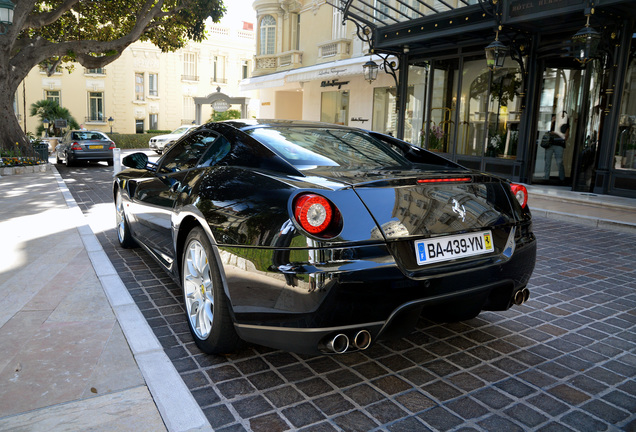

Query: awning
left=239, top=55, right=393, bottom=91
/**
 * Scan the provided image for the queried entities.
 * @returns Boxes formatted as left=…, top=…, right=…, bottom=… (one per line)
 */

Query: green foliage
left=24, top=0, right=226, bottom=59
left=111, top=133, right=164, bottom=149
left=146, top=130, right=172, bottom=134
left=210, top=109, right=241, bottom=122
left=29, top=100, right=80, bottom=136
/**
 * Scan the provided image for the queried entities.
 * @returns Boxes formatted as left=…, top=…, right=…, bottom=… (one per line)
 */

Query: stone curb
left=50, top=166, right=213, bottom=432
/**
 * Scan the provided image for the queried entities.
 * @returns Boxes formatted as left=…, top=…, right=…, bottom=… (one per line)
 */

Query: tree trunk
left=0, top=80, right=32, bottom=157
left=0, top=45, right=33, bottom=156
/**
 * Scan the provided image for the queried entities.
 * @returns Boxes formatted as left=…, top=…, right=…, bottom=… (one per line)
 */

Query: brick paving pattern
left=58, top=163, right=636, bottom=431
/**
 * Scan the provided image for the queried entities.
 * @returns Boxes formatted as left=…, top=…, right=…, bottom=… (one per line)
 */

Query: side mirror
left=122, top=152, right=149, bottom=169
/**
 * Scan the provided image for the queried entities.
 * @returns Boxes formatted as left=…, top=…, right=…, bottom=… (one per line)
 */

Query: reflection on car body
left=114, top=120, right=536, bottom=355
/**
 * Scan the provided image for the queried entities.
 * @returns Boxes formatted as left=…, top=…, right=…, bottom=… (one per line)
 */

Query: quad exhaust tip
left=324, top=330, right=373, bottom=353
left=513, top=288, right=530, bottom=306
left=326, top=333, right=349, bottom=354
left=354, top=330, right=372, bottom=350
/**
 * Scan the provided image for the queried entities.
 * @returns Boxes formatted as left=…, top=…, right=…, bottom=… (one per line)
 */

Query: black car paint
left=115, top=120, right=536, bottom=354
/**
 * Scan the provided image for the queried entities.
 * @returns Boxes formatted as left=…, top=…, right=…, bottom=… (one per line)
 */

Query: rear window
left=245, top=127, right=410, bottom=169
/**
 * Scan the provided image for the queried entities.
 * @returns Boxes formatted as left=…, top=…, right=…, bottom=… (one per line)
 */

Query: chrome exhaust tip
left=513, top=289, right=524, bottom=305
left=326, top=334, right=349, bottom=354
left=513, top=288, right=530, bottom=306
left=353, top=330, right=372, bottom=350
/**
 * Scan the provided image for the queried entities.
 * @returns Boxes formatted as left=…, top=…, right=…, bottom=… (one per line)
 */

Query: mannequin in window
left=544, top=112, right=570, bottom=182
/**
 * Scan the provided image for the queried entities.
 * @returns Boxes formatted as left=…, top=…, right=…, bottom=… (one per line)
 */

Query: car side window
left=199, top=135, right=231, bottom=167
left=159, top=129, right=217, bottom=173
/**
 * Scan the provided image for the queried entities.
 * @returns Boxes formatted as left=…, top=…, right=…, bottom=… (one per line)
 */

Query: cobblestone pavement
left=57, top=162, right=636, bottom=432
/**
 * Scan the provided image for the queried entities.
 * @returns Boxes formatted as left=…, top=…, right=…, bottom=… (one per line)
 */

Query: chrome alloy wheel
left=183, top=239, right=214, bottom=339
left=115, top=192, right=126, bottom=243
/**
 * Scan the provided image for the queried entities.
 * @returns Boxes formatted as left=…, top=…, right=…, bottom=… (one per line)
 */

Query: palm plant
left=29, top=100, right=80, bottom=137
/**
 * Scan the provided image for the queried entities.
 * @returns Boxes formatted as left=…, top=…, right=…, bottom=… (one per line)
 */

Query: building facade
left=14, top=19, right=257, bottom=137
left=244, top=0, right=636, bottom=198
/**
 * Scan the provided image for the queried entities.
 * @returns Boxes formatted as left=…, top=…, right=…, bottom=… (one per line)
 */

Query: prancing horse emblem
left=451, top=198, right=466, bottom=222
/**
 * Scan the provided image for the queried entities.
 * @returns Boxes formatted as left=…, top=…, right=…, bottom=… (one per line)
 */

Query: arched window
left=260, top=15, right=276, bottom=55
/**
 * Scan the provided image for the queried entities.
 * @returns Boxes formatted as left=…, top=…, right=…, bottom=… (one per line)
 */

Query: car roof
left=213, top=119, right=361, bottom=132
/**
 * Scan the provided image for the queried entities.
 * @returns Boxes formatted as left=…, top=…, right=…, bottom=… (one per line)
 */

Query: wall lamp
left=0, top=0, right=14, bottom=35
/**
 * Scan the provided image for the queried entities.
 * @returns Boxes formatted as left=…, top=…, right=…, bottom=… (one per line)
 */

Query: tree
left=30, top=99, right=80, bottom=136
left=210, top=109, right=241, bottom=122
left=0, top=0, right=225, bottom=155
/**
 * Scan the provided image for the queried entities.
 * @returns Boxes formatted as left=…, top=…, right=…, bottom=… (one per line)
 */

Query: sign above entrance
left=321, top=79, right=350, bottom=90
left=212, top=100, right=230, bottom=112
left=505, top=0, right=584, bottom=24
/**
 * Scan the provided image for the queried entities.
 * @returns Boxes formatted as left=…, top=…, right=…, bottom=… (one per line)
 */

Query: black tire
left=182, top=227, right=241, bottom=354
left=65, top=153, right=74, bottom=167
left=56, top=153, right=62, bottom=164
left=107, top=159, right=114, bottom=166
left=115, top=189, right=136, bottom=248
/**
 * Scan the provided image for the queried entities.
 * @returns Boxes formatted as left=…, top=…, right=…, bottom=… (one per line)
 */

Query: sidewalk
left=0, top=168, right=211, bottom=431
left=527, top=184, right=636, bottom=233
left=0, top=166, right=634, bottom=431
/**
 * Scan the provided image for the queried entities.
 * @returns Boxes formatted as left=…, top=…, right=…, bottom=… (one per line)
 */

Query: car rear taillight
left=71, top=142, right=82, bottom=150
left=417, top=177, right=472, bottom=184
left=108, top=141, right=116, bottom=150
left=510, top=183, right=528, bottom=208
left=293, top=193, right=341, bottom=237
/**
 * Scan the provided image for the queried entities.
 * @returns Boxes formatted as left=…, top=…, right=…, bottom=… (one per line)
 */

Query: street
left=57, top=159, right=636, bottom=432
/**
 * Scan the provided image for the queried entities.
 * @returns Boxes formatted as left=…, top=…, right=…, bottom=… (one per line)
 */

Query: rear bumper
left=222, top=233, right=536, bottom=354
left=69, top=150, right=113, bottom=162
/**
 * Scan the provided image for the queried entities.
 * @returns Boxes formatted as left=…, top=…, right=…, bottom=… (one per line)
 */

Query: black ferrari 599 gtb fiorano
left=114, top=120, right=536, bottom=355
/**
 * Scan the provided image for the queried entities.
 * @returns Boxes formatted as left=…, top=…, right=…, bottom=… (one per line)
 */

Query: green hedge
left=111, top=133, right=163, bottom=149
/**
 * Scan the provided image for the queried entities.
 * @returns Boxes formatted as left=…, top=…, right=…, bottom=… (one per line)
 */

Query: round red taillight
left=294, top=194, right=337, bottom=235
left=510, top=183, right=528, bottom=208
left=71, top=142, right=82, bottom=150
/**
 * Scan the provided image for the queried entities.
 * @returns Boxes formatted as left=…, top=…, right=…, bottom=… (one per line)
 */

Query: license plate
left=88, top=145, right=102, bottom=149
left=415, top=231, right=494, bottom=265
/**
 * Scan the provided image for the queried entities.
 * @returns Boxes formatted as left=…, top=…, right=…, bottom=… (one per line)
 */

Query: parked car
left=55, top=130, right=116, bottom=167
left=149, top=125, right=199, bottom=154
left=114, top=120, right=536, bottom=355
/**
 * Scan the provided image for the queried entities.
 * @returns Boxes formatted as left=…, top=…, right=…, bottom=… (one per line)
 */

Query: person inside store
left=544, top=111, right=570, bottom=182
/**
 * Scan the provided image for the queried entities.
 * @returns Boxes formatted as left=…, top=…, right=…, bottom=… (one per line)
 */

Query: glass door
left=532, top=66, right=585, bottom=185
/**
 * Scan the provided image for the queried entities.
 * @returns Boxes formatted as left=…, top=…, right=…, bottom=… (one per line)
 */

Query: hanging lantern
left=572, top=14, right=601, bottom=64
left=485, top=32, right=509, bottom=70
left=363, top=59, right=379, bottom=84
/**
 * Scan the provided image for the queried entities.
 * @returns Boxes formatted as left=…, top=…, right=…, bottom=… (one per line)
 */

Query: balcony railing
left=318, top=39, right=351, bottom=61
left=211, top=78, right=228, bottom=84
left=278, top=51, right=303, bottom=69
left=181, top=75, right=199, bottom=82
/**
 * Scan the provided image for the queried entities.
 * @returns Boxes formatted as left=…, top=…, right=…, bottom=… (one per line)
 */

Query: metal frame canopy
left=327, top=0, right=498, bottom=56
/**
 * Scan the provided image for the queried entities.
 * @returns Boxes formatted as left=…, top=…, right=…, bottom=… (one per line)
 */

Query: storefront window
left=425, top=59, right=458, bottom=152
left=372, top=86, right=415, bottom=140
left=321, top=91, right=349, bottom=125
left=405, top=65, right=427, bottom=145
left=457, top=60, right=522, bottom=158
left=616, top=58, right=636, bottom=171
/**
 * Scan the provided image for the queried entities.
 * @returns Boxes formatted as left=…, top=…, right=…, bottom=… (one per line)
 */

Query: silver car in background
left=149, top=125, right=199, bottom=154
